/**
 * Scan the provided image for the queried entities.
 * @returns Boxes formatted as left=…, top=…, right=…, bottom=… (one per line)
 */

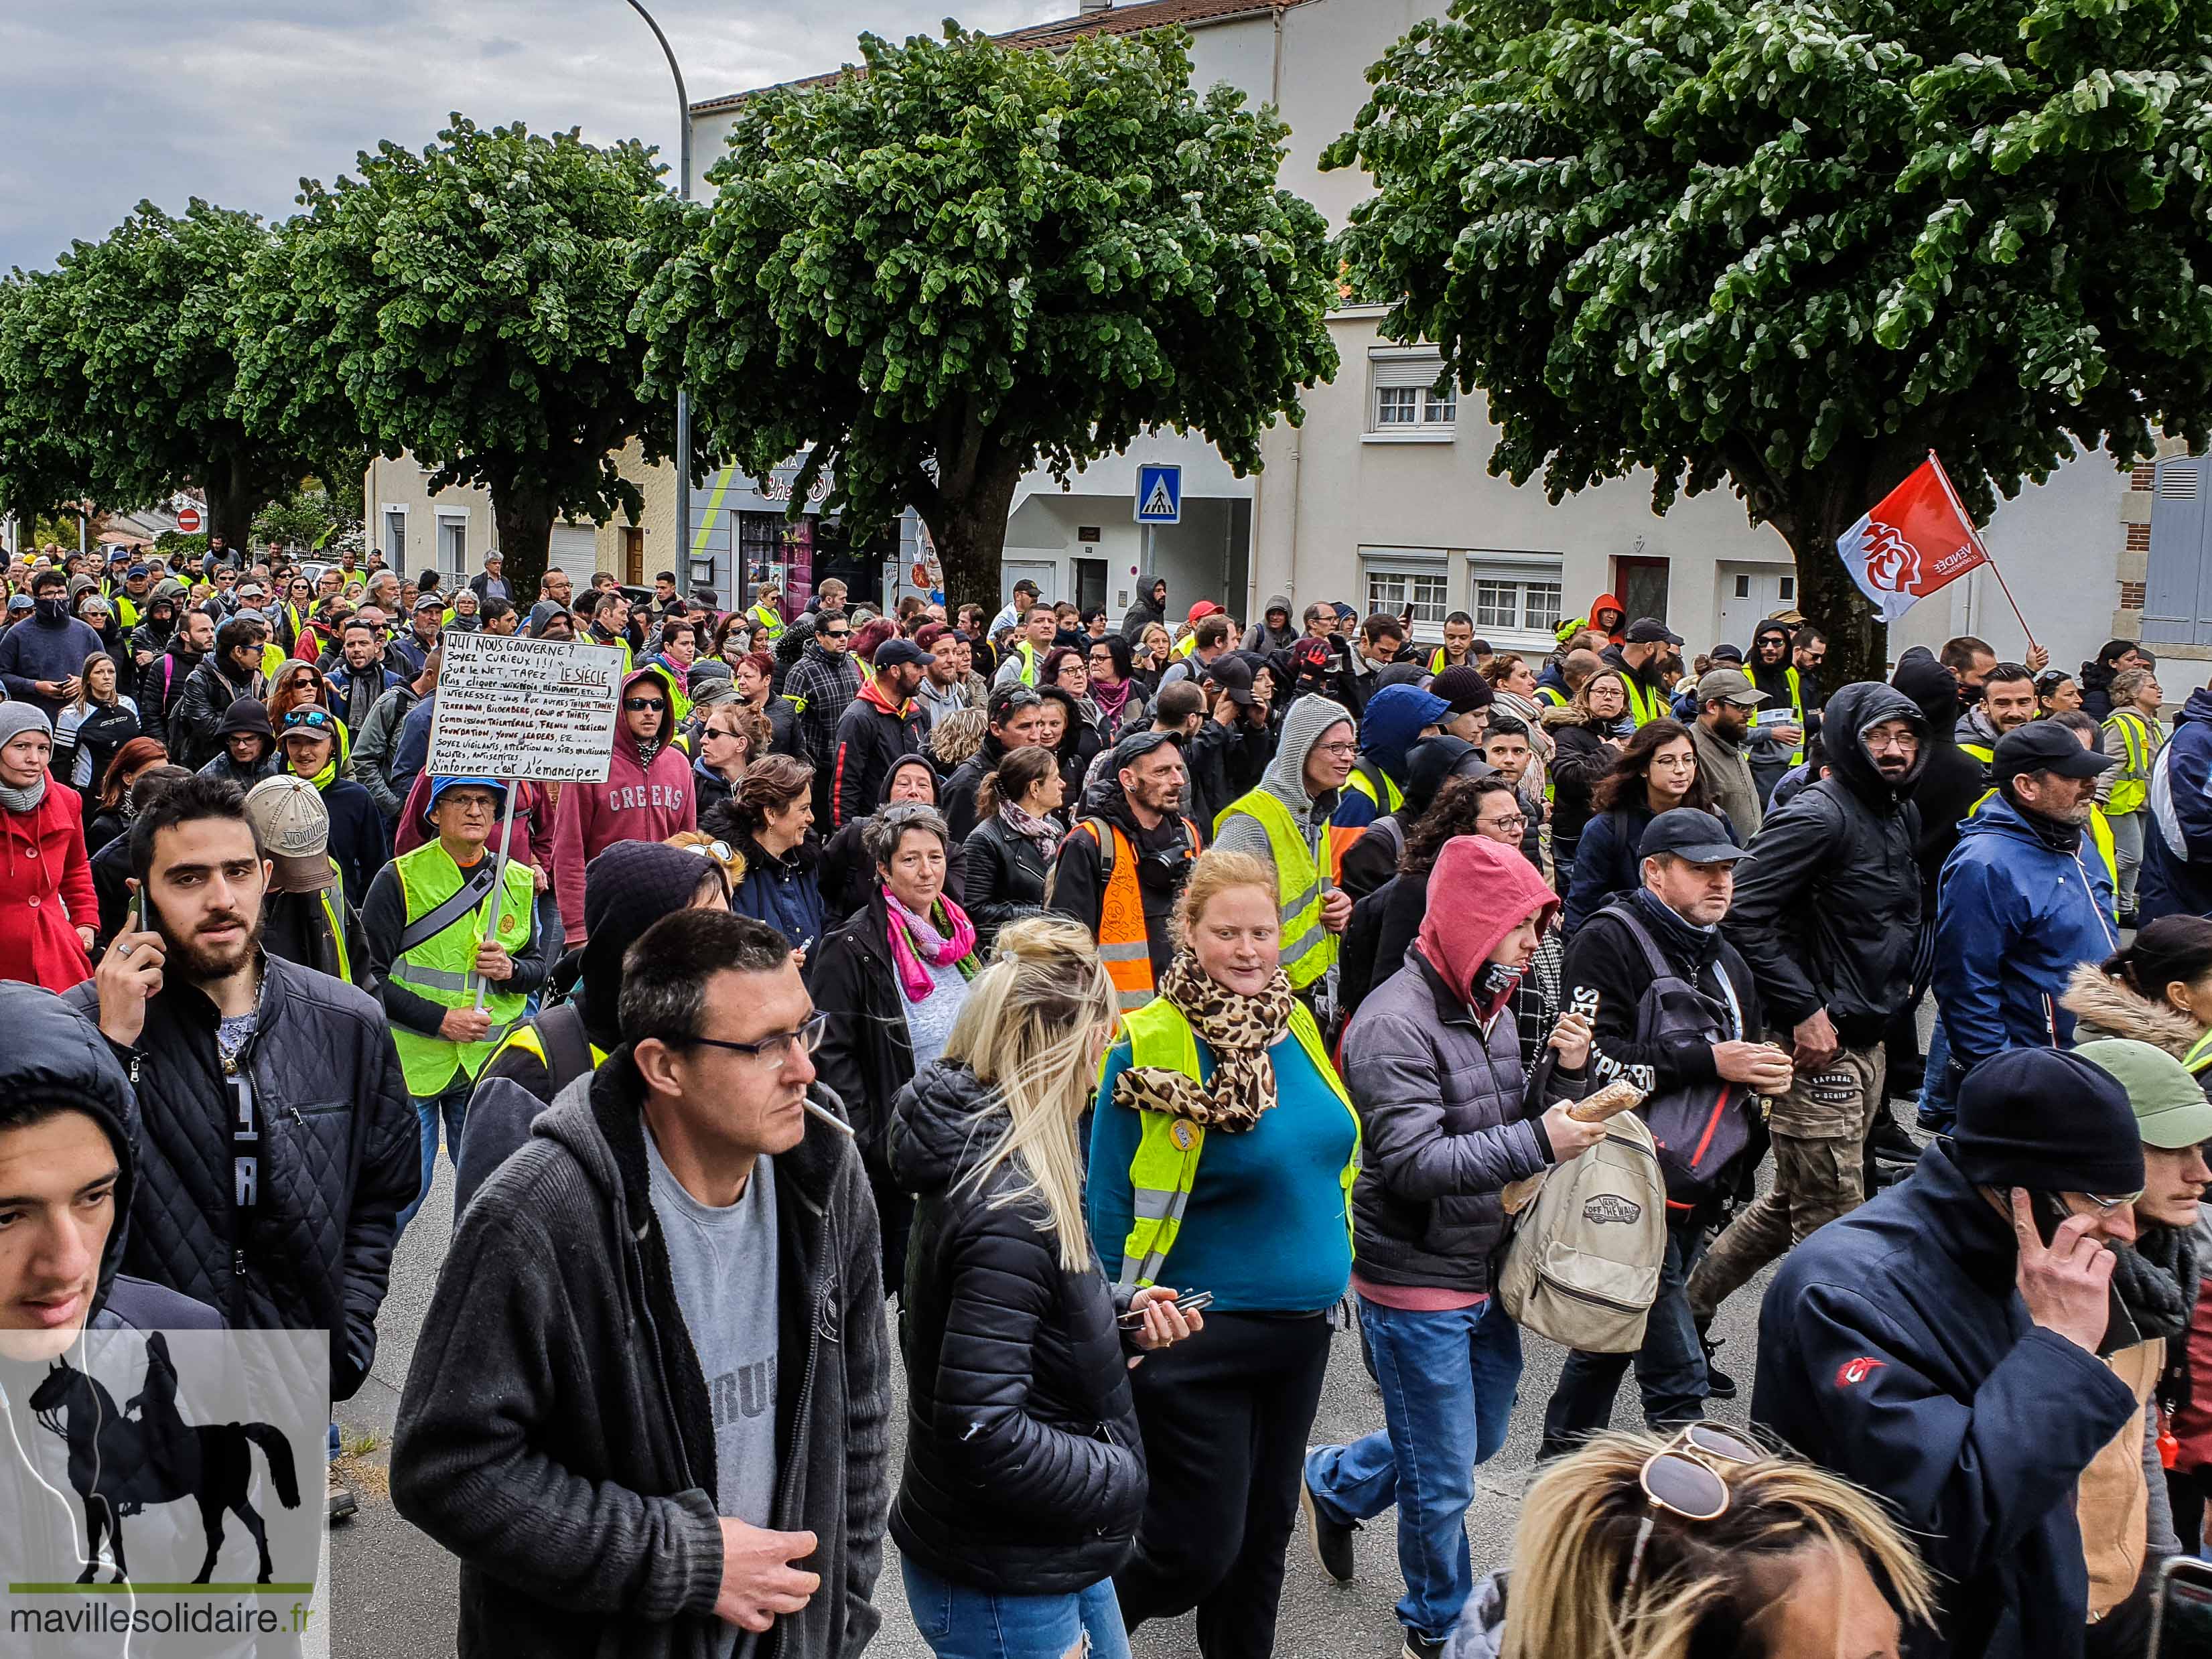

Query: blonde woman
left=890, top=916, right=1199, bottom=1659
left=1453, top=1430, right=1934, bottom=1659
left=1089, top=849, right=1361, bottom=1657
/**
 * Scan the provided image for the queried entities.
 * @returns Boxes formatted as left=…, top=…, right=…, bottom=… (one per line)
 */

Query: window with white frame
left=436, top=510, right=468, bottom=577
left=1464, top=553, right=1566, bottom=644
left=381, top=507, right=406, bottom=567
left=1370, top=350, right=1456, bottom=433
left=1362, top=550, right=1451, bottom=628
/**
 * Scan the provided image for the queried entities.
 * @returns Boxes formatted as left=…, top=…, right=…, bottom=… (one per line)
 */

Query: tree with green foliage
left=0, top=200, right=314, bottom=549
left=1329, top=0, right=2212, bottom=681
left=636, top=23, right=1340, bottom=609
left=234, top=117, right=671, bottom=602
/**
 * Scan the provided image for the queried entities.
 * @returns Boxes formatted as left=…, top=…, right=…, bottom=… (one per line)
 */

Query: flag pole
left=472, top=780, right=521, bottom=1012
left=1927, top=451, right=2038, bottom=655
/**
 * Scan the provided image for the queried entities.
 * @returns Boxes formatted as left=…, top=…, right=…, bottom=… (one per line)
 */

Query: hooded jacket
left=1582, top=591, right=1627, bottom=644
left=1342, top=837, right=1584, bottom=1293
left=886, top=1059, right=1147, bottom=1594
left=831, top=676, right=926, bottom=831
left=1933, top=794, right=2117, bottom=1075
left=391, top=1058, right=888, bottom=1659
left=810, top=758, right=965, bottom=924
left=2140, top=687, right=2212, bottom=924
left=1723, top=681, right=1927, bottom=1043
left=194, top=696, right=279, bottom=791
left=1890, top=646, right=1986, bottom=903
left=1241, top=594, right=1298, bottom=656
left=942, top=732, right=1013, bottom=845
left=1754, top=1141, right=2140, bottom=1659
left=1044, top=772, right=1198, bottom=985
left=1744, top=622, right=1813, bottom=778
left=551, top=664, right=697, bottom=944
left=1213, top=695, right=1353, bottom=869
left=1120, top=579, right=1168, bottom=642
left=62, top=951, right=417, bottom=1402
left=1336, top=684, right=1447, bottom=834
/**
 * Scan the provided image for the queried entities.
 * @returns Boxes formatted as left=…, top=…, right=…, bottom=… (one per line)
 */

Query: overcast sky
left=0, top=1, right=1068, bottom=271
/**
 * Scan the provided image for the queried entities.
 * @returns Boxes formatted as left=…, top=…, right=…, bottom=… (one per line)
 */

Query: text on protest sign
left=426, top=633, right=624, bottom=783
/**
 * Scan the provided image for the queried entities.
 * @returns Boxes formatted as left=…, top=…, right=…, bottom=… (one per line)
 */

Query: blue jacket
left=1933, top=794, right=2116, bottom=1072
left=2140, top=687, right=2212, bottom=924
left=729, top=833, right=827, bottom=958
left=1334, top=684, right=1446, bottom=833
left=1563, top=804, right=1739, bottom=936
left=1754, top=1143, right=2138, bottom=1659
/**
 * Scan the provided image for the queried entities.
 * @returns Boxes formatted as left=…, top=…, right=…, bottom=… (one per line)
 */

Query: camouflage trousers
left=1684, top=1041, right=1886, bottom=1325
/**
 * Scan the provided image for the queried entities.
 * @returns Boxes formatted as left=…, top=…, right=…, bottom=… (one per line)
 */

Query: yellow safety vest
left=1112, top=996, right=1359, bottom=1291
left=1621, top=673, right=1665, bottom=728
left=2184, top=1027, right=2212, bottom=1080
left=386, top=841, right=539, bottom=1098
left=1535, top=684, right=1567, bottom=708
left=2105, top=711, right=2154, bottom=816
left=1967, top=789, right=2120, bottom=893
left=1959, top=741, right=1994, bottom=768
left=1342, top=760, right=1403, bottom=821
left=750, top=603, right=786, bottom=643
left=1428, top=645, right=1477, bottom=674
left=1213, top=787, right=1337, bottom=991
left=483, top=1021, right=610, bottom=1077
left=1008, top=640, right=1041, bottom=685
left=1776, top=667, right=1807, bottom=764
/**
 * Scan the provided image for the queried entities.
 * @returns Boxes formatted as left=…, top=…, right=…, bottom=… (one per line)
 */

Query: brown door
left=622, top=527, right=645, bottom=587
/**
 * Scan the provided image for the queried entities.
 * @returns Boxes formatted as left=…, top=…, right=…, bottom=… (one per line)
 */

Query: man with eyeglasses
left=365, top=776, right=557, bottom=1233
left=782, top=612, right=863, bottom=822
left=393, top=906, right=890, bottom=1659
left=1754, top=1046, right=2151, bottom=1659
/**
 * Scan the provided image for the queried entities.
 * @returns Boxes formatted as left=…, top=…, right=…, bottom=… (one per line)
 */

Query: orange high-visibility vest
left=1074, top=817, right=1197, bottom=1013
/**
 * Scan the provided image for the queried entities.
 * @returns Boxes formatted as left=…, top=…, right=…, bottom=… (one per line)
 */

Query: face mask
left=35, top=597, right=67, bottom=624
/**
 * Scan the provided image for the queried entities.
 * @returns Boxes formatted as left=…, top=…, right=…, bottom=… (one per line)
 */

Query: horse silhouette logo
left=27, top=1331, right=301, bottom=1585
left=1859, top=519, right=1923, bottom=594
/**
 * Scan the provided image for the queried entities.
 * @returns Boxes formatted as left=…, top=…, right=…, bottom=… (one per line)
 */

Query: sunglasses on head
left=283, top=709, right=335, bottom=732
left=1624, top=1423, right=1761, bottom=1593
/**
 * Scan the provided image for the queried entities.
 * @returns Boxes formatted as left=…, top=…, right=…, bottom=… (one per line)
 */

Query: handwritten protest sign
left=425, top=633, right=624, bottom=784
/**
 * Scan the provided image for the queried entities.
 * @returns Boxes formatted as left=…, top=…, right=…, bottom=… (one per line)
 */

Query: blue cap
left=126, top=563, right=148, bottom=577
left=422, top=775, right=507, bottom=828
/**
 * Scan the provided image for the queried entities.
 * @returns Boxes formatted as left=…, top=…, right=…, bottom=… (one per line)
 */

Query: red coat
left=0, top=783, right=96, bottom=991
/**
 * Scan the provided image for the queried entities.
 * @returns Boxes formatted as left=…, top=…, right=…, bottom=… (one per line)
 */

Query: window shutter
left=1371, top=352, right=1444, bottom=390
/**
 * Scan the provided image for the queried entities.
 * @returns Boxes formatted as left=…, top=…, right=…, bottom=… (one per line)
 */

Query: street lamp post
left=626, top=0, right=694, bottom=599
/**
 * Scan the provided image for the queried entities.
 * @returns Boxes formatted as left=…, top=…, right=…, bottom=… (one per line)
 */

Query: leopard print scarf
left=1111, top=950, right=1298, bottom=1133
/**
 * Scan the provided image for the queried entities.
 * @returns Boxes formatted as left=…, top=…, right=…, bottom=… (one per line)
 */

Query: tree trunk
left=1768, top=443, right=1924, bottom=691
left=919, top=454, right=1026, bottom=618
left=203, top=453, right=259, bottom=557
left=492, top=483, right=559, bottom=609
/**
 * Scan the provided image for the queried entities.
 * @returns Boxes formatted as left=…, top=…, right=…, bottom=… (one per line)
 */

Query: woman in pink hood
left=551, top=663, right=695, bottom=944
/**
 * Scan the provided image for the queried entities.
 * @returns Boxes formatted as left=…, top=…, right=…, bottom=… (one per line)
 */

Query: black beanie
left=1950, top=1048, right=2146, bottom=1195
left=577, top=842, right=719, bottom=1035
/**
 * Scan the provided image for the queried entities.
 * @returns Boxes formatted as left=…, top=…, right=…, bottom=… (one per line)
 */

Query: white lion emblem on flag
left=1860, top=518, right=1922, bottom=593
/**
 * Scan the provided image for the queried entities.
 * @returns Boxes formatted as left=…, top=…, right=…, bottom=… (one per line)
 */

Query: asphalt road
left=328, top=1133, right=1791, bottom=1659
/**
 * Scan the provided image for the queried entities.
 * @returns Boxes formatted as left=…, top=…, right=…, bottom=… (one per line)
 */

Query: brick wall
left=2129, top=522, right=2151, bottom=551
left=2122, top=581, right=2147, bottom=609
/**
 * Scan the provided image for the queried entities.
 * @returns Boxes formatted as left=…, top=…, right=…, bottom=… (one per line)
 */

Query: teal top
left=1089, top=1030, right=1354, bottom=1314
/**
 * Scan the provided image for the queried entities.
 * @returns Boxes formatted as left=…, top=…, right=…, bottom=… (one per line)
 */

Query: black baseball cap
left=1994, top=720, right=2118, bottom=784
left=1206, top=656, right=1257, bottom=707
left=1626, top=617, right=1684, bottom=646
left=1638, top=807, right=1749, bottom=866
left=873, top=638, right=930, bottom=670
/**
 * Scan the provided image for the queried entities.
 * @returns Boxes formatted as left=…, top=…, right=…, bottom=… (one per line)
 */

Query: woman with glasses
left=551, top=663, right=697, bottom=947
left=1087, top=633, right=1148, bottom=745
left=1562, top=717, right=1732, bottom=936
left=53, top=651, right=139, bottom=802
left=809, top=800, right=980, bottom=1292
left=1456, top=1430, right=1934, bottom=1658
left=891, top=917, right=1201, bottom=1659
left=1089, top=849, right=1361, bottom=1659
left=706, top=753, right=828, bottom=957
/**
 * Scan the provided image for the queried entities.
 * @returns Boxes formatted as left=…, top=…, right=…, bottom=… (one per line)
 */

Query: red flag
left=1834, top=454, right=1988, bottom=625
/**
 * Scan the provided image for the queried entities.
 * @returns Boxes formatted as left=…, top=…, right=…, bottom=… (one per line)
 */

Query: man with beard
left=1956, top=660, right=2041, bottom=772
left=1686, top=682, right=1928, bottom=1341
left=1931, top=724, right=2120, bottom=1096
left=1686, top=666, right=1766, bottom=843
left=1744, top=620, right=1808, bottom=804
left=830, top=637, right=928, bottom=830
left=327, top=616, right=403, bottom=734
left=72, top=775, right=415, bottom=1481
left=1047, top=729, right=1201, bottom=1007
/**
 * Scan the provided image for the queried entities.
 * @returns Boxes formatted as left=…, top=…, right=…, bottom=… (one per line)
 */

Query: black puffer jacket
left=64, top=954, right=417, bottom=1400
left=888, top=1059, right=1146, bottom=1594
left=1722, top=681, right=1927, bottom=1044
left=961, top=811, right=1052, bottom=949
left=1891, top=646, right=1986, bottom=905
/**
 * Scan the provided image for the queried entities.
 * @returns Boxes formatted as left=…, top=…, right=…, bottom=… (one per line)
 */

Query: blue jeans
left=1537, top=1211, right=1710, bottom=1457
left=397, top=1080, right=469, bottom=1235
left=900, top=1558, right=1131, bottom=1659
left=1918, top=1014, right=1958, bottom=1133
left=1304, top=1297, right=1523, bottom=1643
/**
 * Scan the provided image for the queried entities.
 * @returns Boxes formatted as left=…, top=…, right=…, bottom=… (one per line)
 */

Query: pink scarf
left=885, top=889, right=979, bottom=1001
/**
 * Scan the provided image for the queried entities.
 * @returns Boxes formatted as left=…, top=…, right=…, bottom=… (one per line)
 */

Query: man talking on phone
left=1752, top=1047, right=2148, bottom=1659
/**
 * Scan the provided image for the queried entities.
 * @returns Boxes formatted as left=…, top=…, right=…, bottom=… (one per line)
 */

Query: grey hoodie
left=1241, top=593, right=1298, bottom=655
left=1213, top=695, right=1353, bottom=867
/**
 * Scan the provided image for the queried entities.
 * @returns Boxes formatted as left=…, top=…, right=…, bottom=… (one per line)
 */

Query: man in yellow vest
left=992, top=603, right=1058, bottom=689
left=362, top=776, right=555, bottom=1231
left=1427, top=610, right=1487, bottom=674
left=1213, top=697, right=1359, bottom=1017
left=1955, top=661, right=2039, bottom=773
left=1600, top=617, right=1680, bottom=728
left=1046, top=729, right=1201, bottom=1009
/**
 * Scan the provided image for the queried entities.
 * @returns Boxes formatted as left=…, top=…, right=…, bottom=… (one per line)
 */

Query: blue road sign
left=1135, top=463, right=1183, bottom=526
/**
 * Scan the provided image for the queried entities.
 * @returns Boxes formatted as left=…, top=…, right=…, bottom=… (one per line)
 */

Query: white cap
left=242, top=776, right=335, bottom=893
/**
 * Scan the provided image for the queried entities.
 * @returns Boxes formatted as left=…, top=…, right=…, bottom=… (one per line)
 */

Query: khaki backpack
left=1496, top=1110, right=1667, bottom=1353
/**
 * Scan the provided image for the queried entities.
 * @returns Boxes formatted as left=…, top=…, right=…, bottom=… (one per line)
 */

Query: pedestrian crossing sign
left=1135, top=464, right=1183, bottom=526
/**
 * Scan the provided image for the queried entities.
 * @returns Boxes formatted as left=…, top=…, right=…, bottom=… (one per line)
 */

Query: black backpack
left=1606, top=904, right=1754, bottom=1209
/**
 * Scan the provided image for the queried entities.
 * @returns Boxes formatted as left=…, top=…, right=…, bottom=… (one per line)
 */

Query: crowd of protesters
left=5, top=532, right=2212, bottom=1659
